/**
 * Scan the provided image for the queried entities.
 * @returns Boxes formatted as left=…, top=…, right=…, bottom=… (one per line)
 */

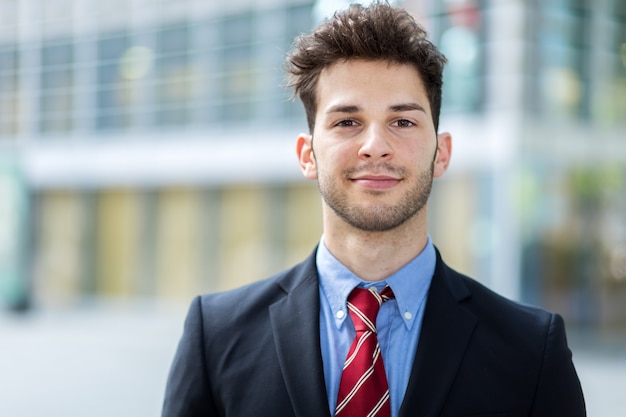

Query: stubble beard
left=317, top=160, right=435, bottom=233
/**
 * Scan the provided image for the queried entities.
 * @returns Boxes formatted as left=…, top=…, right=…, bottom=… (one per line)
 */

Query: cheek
left=415, top=141, right=437, bottom=162
left=316, top=143, right=348, bottom=167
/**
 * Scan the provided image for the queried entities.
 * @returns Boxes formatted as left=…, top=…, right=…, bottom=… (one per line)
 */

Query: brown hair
left=285, top=1, right=447, bottom=133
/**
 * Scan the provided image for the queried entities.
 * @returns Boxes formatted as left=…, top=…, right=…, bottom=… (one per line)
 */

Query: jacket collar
left=399, top=249, right=477, bottom=417
left=269, top=248, right=332, bottom=417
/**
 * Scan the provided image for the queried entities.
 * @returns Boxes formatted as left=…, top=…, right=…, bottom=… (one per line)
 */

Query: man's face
left=297, top=60, right=451, bottom=232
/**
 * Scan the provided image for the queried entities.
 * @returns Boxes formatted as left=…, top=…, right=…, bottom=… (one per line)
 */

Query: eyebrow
left=325, top=104, right=361, bottom=114
left=389, top=103, right=426, bottom=113
left=325, top=102, right=426, bottom=114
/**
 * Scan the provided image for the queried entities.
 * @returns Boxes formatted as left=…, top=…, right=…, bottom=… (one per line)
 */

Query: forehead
left=315, top=59, right=430, bottom=112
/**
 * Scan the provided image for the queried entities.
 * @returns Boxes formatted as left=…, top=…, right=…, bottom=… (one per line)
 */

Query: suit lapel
left=399, top=255, right=477, bottom=417
left=269, top=253, right=331, bottom=417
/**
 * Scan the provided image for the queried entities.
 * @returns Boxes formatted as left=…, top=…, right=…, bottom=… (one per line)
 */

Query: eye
left=335, top=119, right=359, bottom=127
left=392, top=119, right=415, bottom=128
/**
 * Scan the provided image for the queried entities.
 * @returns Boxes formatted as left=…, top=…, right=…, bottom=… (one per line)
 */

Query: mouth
left=350, top=174, right=401, bottom=190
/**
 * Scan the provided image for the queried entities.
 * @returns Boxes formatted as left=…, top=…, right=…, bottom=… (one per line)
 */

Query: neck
left=322, top=207, right=429, bottom=282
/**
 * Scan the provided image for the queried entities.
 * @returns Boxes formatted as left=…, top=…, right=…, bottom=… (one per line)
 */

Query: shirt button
left=336, top=310, right=345, bottom=319
left=404, top=311, right=413, bottom=320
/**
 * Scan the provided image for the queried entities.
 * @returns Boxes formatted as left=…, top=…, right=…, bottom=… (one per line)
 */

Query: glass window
left=281, top=4, right=314, bottom=122
left=612, top=0, right=626, bottom=80
left=0, top=46, right=18, bottom=137
left=529, top=1, right=590, bottom=119
left=96, top=32, right=131, bottom=131
left=216, top=12, right=254, bottom=123
left=191, top=18, right=220, bottom=126
left=609, top=2, right=626, bottom=126
left=246, top=9, right=282, bottom=124
left=39, top=40, right=74, bottom=134
left=218, top=44, right=253, bottom=122
left=196, top=4, right=314, bottom=128
left=285, top=3, right=314, bottom=41
left=155, top=22, right=193, bottom=127
left=432, top=0, right=485, bottom=114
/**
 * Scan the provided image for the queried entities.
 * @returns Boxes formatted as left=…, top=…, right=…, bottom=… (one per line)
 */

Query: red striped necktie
left=336, top=286, right=394, bottom=417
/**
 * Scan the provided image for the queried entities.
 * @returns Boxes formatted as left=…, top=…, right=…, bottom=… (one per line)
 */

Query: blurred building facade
left=0, top=0, right=624, bottom=333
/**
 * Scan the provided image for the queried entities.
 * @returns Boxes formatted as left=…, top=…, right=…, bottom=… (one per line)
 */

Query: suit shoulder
left=445, top=265, right=554, bottom=331
left=195, top=251, right=318, bottom=324
left=440, top=265, right=572, bottom=370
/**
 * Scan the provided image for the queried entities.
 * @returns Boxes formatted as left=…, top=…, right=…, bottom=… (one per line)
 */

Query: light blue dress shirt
left=317, top=236, right=435, bottom=417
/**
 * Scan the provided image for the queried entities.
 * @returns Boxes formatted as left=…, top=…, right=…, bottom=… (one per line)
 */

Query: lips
left=351, top=175, right=401, bottom=190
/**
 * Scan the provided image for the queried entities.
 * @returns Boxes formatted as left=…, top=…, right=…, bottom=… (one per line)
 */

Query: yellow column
left=218, top=185, right=269, bottom=290
left=96, top=189, right=141, bottom=297
left=35, top=190, right=84, bottom=305
left=284, top=182, right=323, bottom=267
left=154, top=187, right=202, bottom=299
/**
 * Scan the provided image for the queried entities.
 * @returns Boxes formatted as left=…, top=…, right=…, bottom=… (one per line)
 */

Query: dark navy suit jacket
left=162, top=248, right=586, bottom=417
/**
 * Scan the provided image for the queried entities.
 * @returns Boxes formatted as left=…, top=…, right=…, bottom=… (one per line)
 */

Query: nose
left=357, top=124, right=393, bottom=160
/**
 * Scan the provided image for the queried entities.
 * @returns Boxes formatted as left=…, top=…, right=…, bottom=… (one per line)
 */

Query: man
left=162, top=3, right=586, bottom=417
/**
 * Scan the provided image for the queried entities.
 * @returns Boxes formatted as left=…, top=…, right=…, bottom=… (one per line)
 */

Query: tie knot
left=347, top=286, right=394, bottom=333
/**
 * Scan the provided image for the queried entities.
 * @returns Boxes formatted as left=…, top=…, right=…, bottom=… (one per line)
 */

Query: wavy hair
left=285, top=1, right=447, bottom=133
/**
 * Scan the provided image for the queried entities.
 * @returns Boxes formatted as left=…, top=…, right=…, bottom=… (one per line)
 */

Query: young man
left=162, top=3, right=586, bottom=417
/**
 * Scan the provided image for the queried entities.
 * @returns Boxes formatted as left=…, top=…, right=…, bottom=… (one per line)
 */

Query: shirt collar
left=317, top=236, right=436, bottom=330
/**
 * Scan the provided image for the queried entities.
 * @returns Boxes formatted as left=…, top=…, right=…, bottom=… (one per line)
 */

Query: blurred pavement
left=1, top=299, right=624, bottom=416
left=0, top=299, right=186, bottom=417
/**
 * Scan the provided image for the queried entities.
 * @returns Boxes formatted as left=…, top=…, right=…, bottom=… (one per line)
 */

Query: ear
left=433, top=132, right=452, bottom=178
left=296, top=133, right=317, bottom=180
